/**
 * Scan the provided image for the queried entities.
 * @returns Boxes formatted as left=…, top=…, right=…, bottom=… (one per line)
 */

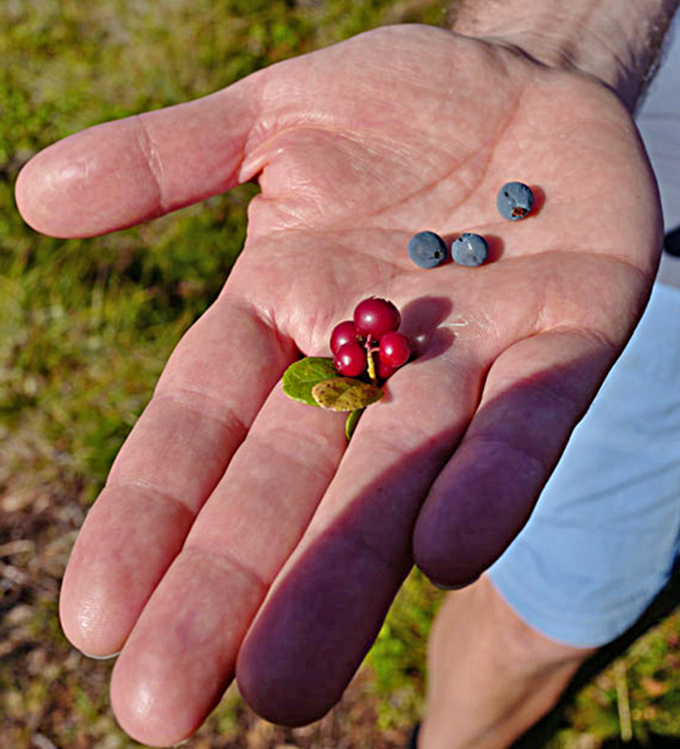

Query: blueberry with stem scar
left=452, top=232, right=489, bottom=267
left=407, top=231, right=448, bottom=269
left=497, top=181, right=534, bottom=220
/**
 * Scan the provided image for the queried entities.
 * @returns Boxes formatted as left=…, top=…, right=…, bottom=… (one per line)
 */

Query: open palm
left=17, top=24, right=662, bottom=747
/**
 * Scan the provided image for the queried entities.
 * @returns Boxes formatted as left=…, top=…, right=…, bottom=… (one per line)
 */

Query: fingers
left=236, top=354, right=483, bottom=726
left=413, top=329, right=618, bottom=587
left=108, top=387, right=348, bottom=746
left=15, top=74, right=264, bottom=238
left=59, top=296, right=293, bottom=657
left=232, top=330, right=616, bottom=729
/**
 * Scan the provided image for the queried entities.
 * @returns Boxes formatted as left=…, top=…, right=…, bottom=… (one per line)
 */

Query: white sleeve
left=636, top=13, right=680, bottom=233
left=636, top=13, right=680, bottom=285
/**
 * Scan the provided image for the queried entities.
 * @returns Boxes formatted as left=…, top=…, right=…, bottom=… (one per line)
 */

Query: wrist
left=451, top=0, right=680, bottom=111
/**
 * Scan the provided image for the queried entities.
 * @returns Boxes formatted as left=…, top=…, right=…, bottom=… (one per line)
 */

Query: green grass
left=1, top=1, right=678, bottom=748
left=0, top=0, right=447, bottom=502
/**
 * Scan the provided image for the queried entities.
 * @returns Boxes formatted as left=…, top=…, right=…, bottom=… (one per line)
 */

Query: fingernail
left=79, top=649, right=121, bottom=660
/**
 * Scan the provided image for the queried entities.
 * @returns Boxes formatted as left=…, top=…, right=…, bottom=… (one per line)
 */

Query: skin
left=15, top=24, right=662, bottom=747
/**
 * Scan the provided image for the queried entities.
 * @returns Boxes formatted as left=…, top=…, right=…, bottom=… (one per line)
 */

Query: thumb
left=15, top=70, right=266, bottom=239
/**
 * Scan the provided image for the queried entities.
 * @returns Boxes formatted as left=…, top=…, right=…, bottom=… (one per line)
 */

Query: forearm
left=451, top=0, right=680, bottom=111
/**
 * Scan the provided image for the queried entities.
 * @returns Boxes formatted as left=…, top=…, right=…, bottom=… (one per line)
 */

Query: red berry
left=353, top=298, right=401, bottom=340
left=330, top=320, right=360, bottom=355
left=379, top=331, right=411, bottom=368
left=334, top=342, right=367, bottom=377
left=377, top=358, right=398, bottom=380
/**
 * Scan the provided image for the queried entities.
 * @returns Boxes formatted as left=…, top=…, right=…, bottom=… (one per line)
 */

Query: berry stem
left=366, top=348, right=377, bottom=385
left=365, top=335, right=378, bottom=385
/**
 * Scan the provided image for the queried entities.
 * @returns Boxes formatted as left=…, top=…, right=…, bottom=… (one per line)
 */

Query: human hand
left=16, top=24, right=662, bottom=746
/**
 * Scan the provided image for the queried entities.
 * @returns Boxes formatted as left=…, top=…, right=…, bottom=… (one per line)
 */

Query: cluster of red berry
left=329, top=298, right=411, bottom=381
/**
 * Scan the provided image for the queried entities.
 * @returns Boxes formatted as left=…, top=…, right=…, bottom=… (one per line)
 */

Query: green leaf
left=345, top=408, right=364, bottom=440
left=282, top=357, right=338, bottom=406
left=312, top=378, right=383, bottom=412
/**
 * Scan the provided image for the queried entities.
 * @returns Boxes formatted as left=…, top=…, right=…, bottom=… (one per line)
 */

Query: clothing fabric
left=639, top=12, right=680, bottom=288
left=487, top=14, right=680, bottom=647
left=488, top=283, right=680, bottom=647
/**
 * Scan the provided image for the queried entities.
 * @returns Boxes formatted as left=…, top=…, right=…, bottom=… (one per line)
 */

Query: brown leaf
left=312, top=378, right=382, bottom=411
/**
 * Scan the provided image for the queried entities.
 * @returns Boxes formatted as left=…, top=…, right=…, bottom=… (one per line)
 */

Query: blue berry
left=407, top=231, right=448, bottom=269
left=451, top=233, right=488, bottom=267
left=497, top=182, right=534, bottom=221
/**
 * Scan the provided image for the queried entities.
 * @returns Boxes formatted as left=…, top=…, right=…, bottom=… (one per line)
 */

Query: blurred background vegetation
left=1, top=1, right=678, bottom=747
